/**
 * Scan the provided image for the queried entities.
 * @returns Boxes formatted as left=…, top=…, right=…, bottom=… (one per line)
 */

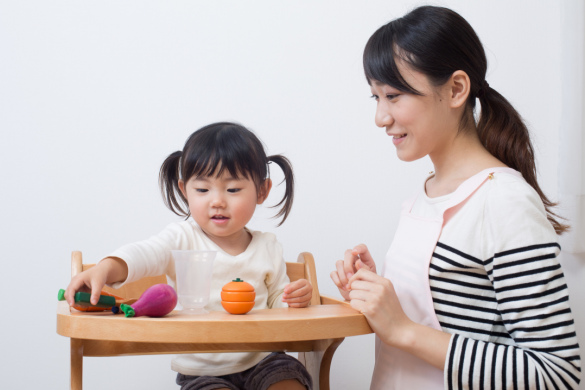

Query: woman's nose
left=375, top=104, right=394, bottom=128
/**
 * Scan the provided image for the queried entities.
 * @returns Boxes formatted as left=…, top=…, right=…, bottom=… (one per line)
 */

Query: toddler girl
left=65, top=122, right=312, bottom=390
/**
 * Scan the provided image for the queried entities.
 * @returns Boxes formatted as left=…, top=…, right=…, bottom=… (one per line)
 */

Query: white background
left=1, top=1, right=583, bottom=389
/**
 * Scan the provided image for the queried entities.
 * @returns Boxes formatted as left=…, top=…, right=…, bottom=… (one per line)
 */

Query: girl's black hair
left=364, top=5, right=568, bottom=234
left=159, top=122, right=294, bottom=226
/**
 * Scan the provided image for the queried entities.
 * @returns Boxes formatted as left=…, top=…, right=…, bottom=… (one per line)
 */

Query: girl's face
left=370, top=62, right=458, bottom=163
left=179, top=171, right=271, bottom=250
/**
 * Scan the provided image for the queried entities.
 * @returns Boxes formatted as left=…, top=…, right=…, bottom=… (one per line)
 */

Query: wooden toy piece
left=120, top=284, right=177, bottom=318
left=58, top=289, right=123, bottom=312
left=221, top=278, right=256, bottom=314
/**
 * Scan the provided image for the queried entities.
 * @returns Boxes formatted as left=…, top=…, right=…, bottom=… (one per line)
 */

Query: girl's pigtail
left=477, top=88, right=569, bottom=234
left=267, top=155, right=295, bottom=226
left=159, top=151, right=189, bottom=217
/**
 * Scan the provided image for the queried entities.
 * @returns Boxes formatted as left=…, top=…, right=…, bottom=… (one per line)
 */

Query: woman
left=331, top=6, right=581, bottom=389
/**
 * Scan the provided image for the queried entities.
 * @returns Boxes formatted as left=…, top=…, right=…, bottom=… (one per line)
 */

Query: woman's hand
left=282, top=278, right=313, bottom=308
left=64, top=257, right=128, bottom=306
left=347, top=266, right=412, bottom=347
left=330, top=244, right=377, bottom=301
left=348, top=267, right=451, bottom=369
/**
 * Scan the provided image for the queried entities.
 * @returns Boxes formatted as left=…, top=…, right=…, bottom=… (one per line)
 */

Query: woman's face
left=370, top=62, right=457, bottom=163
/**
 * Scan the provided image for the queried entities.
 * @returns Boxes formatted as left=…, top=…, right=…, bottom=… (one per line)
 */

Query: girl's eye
left=195, top=189, right=208, bottom=193
left=227, top=188, right=241, bottom=193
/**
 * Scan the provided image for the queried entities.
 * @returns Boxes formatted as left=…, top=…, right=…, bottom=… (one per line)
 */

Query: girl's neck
left=426, top=129, right=506, bottom=198
left=203, top=228, right=253, bottom=256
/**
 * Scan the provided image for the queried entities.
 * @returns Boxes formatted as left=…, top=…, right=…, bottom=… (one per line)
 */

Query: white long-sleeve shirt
left=106, top=219, right=290, bottom=376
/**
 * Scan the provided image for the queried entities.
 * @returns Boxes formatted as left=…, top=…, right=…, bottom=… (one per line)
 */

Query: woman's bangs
left=363, top=24, right=420, bottom=95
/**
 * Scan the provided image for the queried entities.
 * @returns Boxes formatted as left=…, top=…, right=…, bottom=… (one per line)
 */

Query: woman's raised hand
left=330, top=244, right=377, bottom=301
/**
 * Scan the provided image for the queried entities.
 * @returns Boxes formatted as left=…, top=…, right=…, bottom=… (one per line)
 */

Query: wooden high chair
left=58, top=251, right=372, bottom=390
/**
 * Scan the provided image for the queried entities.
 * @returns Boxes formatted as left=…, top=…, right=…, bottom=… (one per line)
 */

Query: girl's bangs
left=187, top=151, right=250, bottom=181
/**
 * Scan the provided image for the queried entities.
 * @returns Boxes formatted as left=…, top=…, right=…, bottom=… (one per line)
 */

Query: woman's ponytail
left=159, top=151, right=189, bottom=217
left=477, top=87, right=569, bottom=234
left=267, top=154, right=295, bottom=226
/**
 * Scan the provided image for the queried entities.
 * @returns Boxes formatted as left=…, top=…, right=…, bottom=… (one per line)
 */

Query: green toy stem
left=120, top=304, right=135, bottom=318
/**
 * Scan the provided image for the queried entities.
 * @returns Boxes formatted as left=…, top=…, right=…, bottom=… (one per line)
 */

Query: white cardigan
left=409, top=170, right=581, bottom=389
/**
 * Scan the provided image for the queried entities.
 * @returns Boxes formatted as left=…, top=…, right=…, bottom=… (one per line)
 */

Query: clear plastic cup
left=172, top=250, right=216, bottom=315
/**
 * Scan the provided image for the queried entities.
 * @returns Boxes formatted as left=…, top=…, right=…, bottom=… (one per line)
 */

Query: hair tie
left=477, top=80, right=490, bottom=98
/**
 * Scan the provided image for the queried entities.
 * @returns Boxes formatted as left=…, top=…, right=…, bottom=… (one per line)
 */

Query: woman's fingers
left=336, top=258, right=352, bottom=290
left=351, top=244, right=377, bottom=273
left=355, top=259, right=371, bottom=272
left=348, top=268, right=380, bottom=287
left=343, top=249, right=359, bottom=279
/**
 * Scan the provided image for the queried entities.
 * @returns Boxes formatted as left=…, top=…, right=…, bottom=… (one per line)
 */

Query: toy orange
left=221, top=278, right=255, bottom=314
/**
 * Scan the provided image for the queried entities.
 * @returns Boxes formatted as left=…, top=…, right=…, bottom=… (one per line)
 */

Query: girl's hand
left=330, top=244, right=377, bottom=301
left=63, top=257, right=128, bottom=306
left=347, top=267, right=412, bottom=348
left=64, top=265, right=109, bottom=306
left=282, top=278, right=313, bottom=308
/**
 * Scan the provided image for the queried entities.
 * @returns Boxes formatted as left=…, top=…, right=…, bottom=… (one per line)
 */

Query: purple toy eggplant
left=120, top=284, right=178, bottom=318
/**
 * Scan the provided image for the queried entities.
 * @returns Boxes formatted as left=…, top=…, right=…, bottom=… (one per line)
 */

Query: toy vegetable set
left=58, top=284, right=177, bottom=317
left=58, top=278, right=256, bottom=317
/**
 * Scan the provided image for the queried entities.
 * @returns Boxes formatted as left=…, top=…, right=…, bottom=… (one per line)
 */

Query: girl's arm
left=64, top=257, right=128, bottom=306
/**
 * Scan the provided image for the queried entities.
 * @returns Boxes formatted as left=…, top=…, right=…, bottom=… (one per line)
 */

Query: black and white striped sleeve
left=444, top=180, right=581, bottom=389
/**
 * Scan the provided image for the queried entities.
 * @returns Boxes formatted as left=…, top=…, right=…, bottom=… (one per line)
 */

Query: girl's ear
left=449, top=70, right=471, bottom=109
left=178, top=179, right=187, bottom=198
left=257, top=179, right=272, bottom=205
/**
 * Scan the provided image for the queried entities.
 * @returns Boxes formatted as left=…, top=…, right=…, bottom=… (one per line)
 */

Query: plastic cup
left=172, top=250, right=216, bottom=315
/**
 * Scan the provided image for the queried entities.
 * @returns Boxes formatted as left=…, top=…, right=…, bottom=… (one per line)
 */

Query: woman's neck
left=426, top=130, right=506, bottom=198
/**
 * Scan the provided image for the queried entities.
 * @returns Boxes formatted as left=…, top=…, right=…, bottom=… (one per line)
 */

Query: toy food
left=221, top=278, right=255, bottom=314
left=120, top=284, right=178, bottom=318
left=58, top=288, right=122, bottom=312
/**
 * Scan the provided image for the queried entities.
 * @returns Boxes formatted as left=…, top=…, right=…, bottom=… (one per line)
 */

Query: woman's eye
left=227, top=188, right=241, bottom=193
left=370, top=94, right=379, bottom=101
left=386, top=94, right=399, bottom=100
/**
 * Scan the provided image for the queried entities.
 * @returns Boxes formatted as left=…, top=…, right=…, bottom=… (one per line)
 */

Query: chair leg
left=298, top=338, right=344, bottom=390
left=71, top=338, right=83, bottom=390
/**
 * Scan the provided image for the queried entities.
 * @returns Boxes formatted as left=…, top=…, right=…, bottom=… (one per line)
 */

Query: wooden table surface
left=57, top=300, right=373, bottom=352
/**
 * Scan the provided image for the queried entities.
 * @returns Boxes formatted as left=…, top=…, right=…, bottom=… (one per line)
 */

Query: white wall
left=1, top=1, right=582, bottom=389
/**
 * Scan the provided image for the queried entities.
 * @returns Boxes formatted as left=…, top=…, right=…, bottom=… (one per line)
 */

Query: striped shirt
left=413, top=171, right=581, bottom=389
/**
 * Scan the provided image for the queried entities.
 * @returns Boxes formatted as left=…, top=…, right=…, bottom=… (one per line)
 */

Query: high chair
left=58, top=251, right=372, bottom=390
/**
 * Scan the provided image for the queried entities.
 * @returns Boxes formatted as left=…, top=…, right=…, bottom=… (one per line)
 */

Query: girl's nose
left=210, top=195, right=226, bottom=209
left=375, top=104, right=394, bottom=128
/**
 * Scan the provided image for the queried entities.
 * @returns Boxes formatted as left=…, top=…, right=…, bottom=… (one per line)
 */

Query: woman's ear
left=449, top=70, right=471, bottom=108
left=178, top=179, right=187, bottom=198
left=257, top=179, right=272, bottom=205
